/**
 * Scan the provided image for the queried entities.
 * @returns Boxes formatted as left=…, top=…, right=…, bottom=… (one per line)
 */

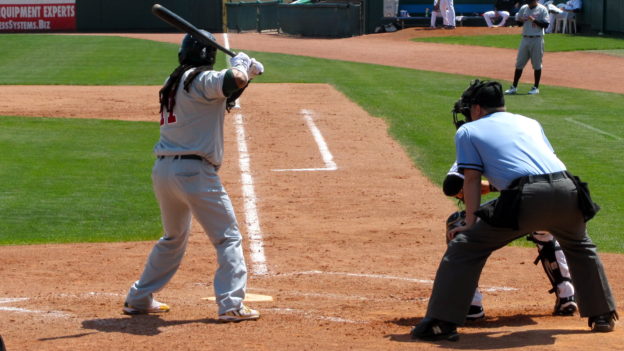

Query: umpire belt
left=157, top=154, right=203, bottom=161
left=510, top=171, right=568, bottom=187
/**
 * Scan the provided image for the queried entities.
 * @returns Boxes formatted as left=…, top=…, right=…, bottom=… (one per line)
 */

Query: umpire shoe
left=504, top=86, right=517, bottom=95
left=410, top=318, right=459, bottom=342
left=466, top=305, right=485, bottom=321
left=553, top=296, right=577, bottom=316
left=589, top=311, right=618, bottom=333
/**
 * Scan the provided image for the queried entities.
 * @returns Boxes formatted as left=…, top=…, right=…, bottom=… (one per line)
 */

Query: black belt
left=158, top=154, right=203, bottom=161
left=523, top=35, right=541, bottom=38
left=510, top=171, right=569, bottom=188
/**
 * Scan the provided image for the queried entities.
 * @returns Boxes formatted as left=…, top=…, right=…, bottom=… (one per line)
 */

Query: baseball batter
left=123, top=31, right=263, bottom=322
left=504, top=0, right=549, bottom=95
left=444, top=162, right=578, bottom=319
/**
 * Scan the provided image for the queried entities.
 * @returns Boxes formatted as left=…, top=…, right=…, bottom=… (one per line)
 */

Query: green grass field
left=1, top=35, right=623, bottom=252
left=0, top=116, right=161, bottom=244
left=412, top=33, right=624, bottom=52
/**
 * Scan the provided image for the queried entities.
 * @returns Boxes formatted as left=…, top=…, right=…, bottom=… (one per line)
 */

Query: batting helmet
left=452, top=80, right=504, bottom=129
left=178, top=30, right=217, bottom=67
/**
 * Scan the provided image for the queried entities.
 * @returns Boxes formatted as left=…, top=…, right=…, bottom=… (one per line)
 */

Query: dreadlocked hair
left=159, top=65, right=213, bottom=113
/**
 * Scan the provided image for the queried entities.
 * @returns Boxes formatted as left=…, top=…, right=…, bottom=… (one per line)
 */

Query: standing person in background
left=504, top=0, right=549, bottom=95
left=483, top=0, right=520, bottom=27
left=430, top=0, right=442, bottom=29
left=123, top=31, right=264, bottom=323
left=440, top=0, right=456, bottom=29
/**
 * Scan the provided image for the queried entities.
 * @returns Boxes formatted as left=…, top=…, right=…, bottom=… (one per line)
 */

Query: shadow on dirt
left=36, top=315, right=221, bottom=340
left=390, top=313, right=546, bottom=328
left=386, top=314, right=591, bottom=348
left=387, top=329, right=591, bottom=349
left=81, top=315, right=221, bottom=336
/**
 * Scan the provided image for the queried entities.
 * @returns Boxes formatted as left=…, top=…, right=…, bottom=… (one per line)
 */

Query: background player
left=444, top=162, right=577, bottom=320
left=123, top=31, right=263, bottom=322
left=483, top=0, right=519, bottom=27
left=439, top=0, right=456, bottom=29
left=504, top=0, right=549, bottom=95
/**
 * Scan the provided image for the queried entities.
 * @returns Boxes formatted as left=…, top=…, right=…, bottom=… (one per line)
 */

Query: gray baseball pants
left=126, top=156, right=247, bottom=314
left=516, top=36, right=544, bottom=70
left=425, top=176, right=616, bottom=325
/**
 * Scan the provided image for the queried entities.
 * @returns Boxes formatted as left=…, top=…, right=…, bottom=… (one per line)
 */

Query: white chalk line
left=0, top=297, right=70, bottom=318
left=223, top=33, right=268, bottom=276
left=248, top=287, right=428, bottom=303
left=565, top=118, right=622, bottom=141
left=269, top=271, right=517, bottom=292
left=235, top=114, right=268, bottom=276
left=272, top=109, right=338, bottom=172
left=265, top=308, right=368, bottom=324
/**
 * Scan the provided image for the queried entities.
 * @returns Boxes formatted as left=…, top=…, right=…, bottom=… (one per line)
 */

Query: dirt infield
left=120, top=27, right=624, bottom=94
left=0, top=29, right=622, bottom=350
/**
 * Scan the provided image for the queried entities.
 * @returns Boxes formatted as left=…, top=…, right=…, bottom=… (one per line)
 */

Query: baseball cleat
left=218, top=305, right=260, bottom=322
left=504, top=86, right=517, bottom=95
left=553, top=296, right=577, bottom=316
left=466, top=305, right=485, bottom=321
left=123, top=300, right=170, bottom=315
left=589, top=311, right=618, bottom=333
left=528, top=86, right=540, bottom=95
left=411, top=318, right=459, bottom=342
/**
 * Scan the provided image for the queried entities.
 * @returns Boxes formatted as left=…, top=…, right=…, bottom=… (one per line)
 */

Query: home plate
left=202, top=293, right=273, bottom=302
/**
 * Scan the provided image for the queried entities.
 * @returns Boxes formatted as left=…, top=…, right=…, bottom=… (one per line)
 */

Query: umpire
left=411, top=80, right=618, bottom=342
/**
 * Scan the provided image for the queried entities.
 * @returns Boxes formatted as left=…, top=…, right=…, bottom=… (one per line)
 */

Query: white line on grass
left=273, top=109, right=338, bottom=172
left=565, top=118, right=622, bottom=141
left=235, top=113, right=268, bottom=276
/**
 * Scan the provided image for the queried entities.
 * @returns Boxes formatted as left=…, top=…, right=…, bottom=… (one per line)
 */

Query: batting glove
left=230, top=52, right=251, bottom=73
left=248, top=58, right=264, bottom=79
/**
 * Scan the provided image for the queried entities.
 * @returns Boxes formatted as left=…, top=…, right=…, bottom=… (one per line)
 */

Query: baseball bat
left=151, top=3, right=237, bottom=57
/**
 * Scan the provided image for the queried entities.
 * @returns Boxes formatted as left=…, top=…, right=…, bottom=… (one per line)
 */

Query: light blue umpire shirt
left=455, top=111, right=566, bottom=190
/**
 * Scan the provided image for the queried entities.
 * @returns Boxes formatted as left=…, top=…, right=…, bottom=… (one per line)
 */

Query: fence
left=226, top=1, right=363, bottom=37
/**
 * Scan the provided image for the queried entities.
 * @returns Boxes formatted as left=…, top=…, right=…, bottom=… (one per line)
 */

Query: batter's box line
left=247, top=287, right=429, bottom=303
left=264, top=271, right=518, bottom=292
left=0, top=297, right=71, bottom=318
left=272, top=109, right=338, bottom=172
left=265, top=307, right=368, bottom=324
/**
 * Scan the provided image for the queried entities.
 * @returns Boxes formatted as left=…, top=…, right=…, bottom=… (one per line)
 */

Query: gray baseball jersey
left=515, top=3, right=549, bottom=36
left=154, top=68, right=229, bottom=167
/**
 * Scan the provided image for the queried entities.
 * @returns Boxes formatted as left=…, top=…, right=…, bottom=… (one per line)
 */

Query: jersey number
left=160, top=111, right=177, bottom=126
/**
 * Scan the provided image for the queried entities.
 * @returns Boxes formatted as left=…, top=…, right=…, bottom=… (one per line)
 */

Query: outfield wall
left=75, top=0, right=223, bottom=33
left=0, top=0, right=223, bottom=33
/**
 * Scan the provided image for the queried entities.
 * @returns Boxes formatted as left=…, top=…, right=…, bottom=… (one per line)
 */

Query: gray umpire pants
left=425, top=175, right=616, bottom=325
left=126, top=156, right=248, bottom=314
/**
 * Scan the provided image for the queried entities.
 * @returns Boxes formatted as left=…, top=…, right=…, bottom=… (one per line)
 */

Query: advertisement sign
left=0, top=0, right=76, bottom=32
